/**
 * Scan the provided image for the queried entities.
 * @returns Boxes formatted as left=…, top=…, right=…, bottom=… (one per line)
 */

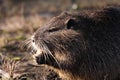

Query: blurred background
left=0, top=0, right=120, bottom=67
left=0, top=0, right=120, bottom=63
left=0, top=0, right=120, bottom=79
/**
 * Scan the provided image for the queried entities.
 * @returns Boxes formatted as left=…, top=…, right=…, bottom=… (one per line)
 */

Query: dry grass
left=0, top=54, right=20, bottom=79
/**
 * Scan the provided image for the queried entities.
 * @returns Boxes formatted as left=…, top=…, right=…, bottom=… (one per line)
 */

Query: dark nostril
left=31, top=50, right=34, bottom=54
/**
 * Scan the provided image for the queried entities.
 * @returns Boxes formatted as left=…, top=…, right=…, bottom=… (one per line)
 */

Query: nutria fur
left=28, top=6, right=120, bottom=80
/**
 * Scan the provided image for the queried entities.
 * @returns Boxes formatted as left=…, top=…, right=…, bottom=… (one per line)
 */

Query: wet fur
left=28, top=6, right=120, bottom=80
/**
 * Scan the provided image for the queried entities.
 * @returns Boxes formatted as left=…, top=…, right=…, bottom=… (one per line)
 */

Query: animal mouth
left=35, top=51, right=56, bottom=65
left=31, top=49, right=47, bottom=64
left=24, top=38, right=61, bottom=68
left=31, top=48, right=60, bottom=68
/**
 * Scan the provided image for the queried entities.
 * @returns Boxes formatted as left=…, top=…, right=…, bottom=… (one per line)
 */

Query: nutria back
left=28, top=6, right=120, bottom=80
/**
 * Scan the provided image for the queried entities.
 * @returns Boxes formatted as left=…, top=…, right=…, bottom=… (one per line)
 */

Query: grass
left=0, top=54, right=20, bottom=79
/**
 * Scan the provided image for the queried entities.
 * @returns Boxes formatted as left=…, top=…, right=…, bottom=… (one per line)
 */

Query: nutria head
left=27, top=7, right=120, bottom=80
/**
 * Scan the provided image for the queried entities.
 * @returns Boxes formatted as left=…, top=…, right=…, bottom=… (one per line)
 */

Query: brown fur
left=29, top=6, right=120, bottom=80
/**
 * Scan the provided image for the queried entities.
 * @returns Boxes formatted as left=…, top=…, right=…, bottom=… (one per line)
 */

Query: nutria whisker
left=43, top=52, right=48, bottom=64
left=23, top=39, right=31, bottom=47
left=42, top=41, right=62, bottom=69
left=26, top=42, right=32, bottom=51
left=21, top=39, right=31, bottom=50
left=47, top=49, right=62, bottom=69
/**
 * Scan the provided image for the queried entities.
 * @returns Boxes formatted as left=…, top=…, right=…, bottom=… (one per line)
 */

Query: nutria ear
left=66, top=19, right=77, bottom=29
left=66, top=16, right=94, bottom=30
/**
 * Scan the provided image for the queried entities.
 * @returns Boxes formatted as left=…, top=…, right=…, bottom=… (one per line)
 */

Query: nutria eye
left=67, top=19, right=76, bottom=29
left=32, top=40, right=35, bottom=42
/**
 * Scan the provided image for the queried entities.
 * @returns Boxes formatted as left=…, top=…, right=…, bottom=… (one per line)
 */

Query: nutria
left=27, top=6, right=120, bottom=80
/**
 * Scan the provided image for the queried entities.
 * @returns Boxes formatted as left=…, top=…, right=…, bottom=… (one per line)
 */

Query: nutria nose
left=31, top=49, right=37, bottom=55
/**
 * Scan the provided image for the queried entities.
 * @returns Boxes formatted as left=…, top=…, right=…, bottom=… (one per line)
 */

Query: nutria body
left=29, top=7, right=120, bottom=80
